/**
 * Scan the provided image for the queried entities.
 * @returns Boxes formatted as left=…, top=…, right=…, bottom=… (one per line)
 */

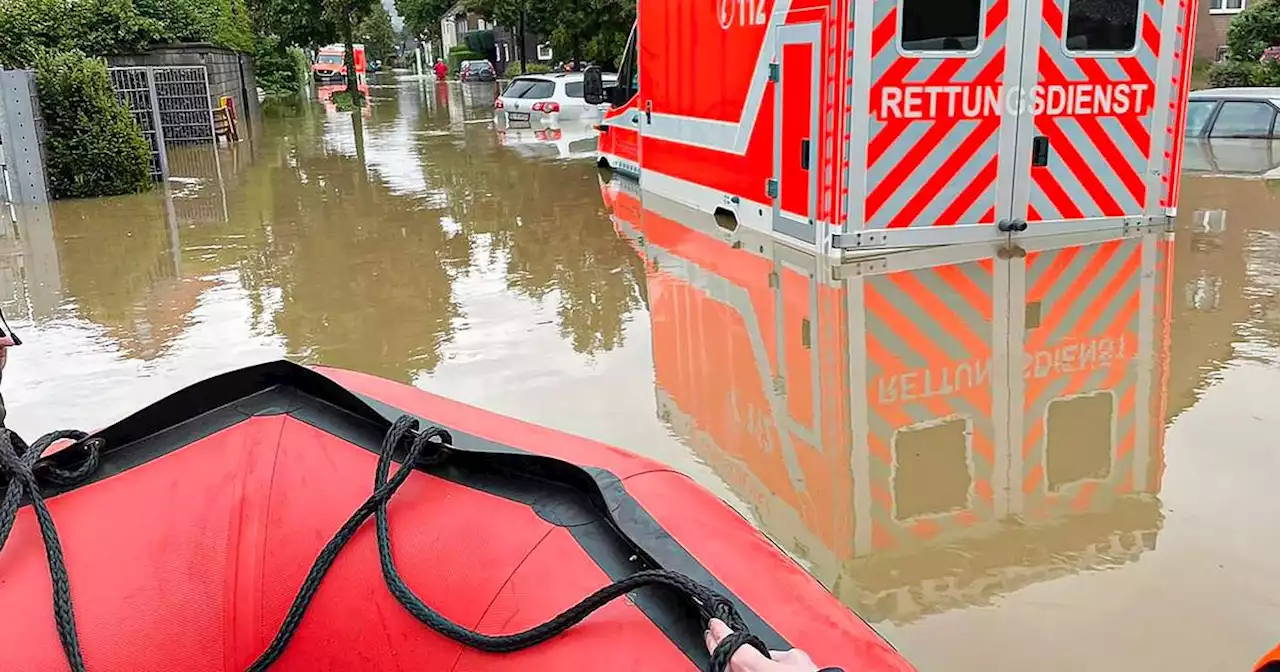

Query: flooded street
left=3, top=76, right=1279, bottom=670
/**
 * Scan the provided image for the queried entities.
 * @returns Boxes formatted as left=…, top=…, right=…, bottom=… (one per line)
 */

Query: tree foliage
left=247, top=0, right=334, bottom=50
left=35, top=50, right=153, bottom=199
left=322, top=0, right=379, bottom=93
left=254, top=32, right=308, bottom=95
left=1206, top=0, right=1280, bottom=89
left=0, top=0, right=254, bottom=67
left=1227, top=0, right=1280, bottom=62
left=0, top=0, right=158, bottom=66
left=394, top=0, right=454, bottom=42
left=358, top=4, right=397, bottom=64
left=463, top=0, right=634, bottom=67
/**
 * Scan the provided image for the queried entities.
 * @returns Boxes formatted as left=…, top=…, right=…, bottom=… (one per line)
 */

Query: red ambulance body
left=594, top=0, right=1199, bottom=256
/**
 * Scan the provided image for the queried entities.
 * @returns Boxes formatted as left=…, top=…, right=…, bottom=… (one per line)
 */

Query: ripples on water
left=2, top=75, right=1279, bottom=670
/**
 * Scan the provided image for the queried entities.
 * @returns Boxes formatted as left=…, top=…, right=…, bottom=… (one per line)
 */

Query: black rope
left=249, top=415, right=773, bottom=671
left=0, top=418, right=777, bottom=672
left=0, top=428, right=101, bottom=672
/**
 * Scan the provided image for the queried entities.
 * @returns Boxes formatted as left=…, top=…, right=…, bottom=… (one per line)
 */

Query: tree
left=395, top=0, right=454, bottom=56
left=247, top=0, right=335, bottom=50
left=1227, top=0, right=1280, bottom=62
left=358, top=4, right=397, bottom=64
left=321, top=0, right=379, bottom=95
left=463, top=0, right=633, bottom=68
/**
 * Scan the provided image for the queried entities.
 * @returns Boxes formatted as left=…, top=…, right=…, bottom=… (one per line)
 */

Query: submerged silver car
left=494, top=72, right=617, bottom=129
left=1183, top=87, right=1280, bottom=177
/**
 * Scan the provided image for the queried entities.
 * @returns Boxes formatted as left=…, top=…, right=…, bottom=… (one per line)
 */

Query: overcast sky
left=382, top=0, right=405, bottom=31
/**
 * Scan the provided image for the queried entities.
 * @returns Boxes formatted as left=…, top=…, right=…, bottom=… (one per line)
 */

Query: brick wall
left=107, top=44, right=263, bottom=139
left=1196, top=13, right=1234, bottom=61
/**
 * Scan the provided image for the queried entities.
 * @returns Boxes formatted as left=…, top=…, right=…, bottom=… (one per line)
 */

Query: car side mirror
left=609, top=85, right=627, bottom=107
left=583, top=66, right=606, bottom=105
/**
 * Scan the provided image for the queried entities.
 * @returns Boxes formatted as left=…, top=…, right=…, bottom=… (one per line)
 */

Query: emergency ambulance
left=600, top=172, right=1173, bottom=621
left=584, top=0, right=1199, bottom=258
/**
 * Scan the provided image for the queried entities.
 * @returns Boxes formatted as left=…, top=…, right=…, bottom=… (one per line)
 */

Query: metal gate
left=108, top=66, right=216, bottom=180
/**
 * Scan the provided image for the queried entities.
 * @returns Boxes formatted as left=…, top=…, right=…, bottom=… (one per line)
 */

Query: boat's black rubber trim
left=29, top=361, right=790, bottom=667
left=351, top=394, right=788, bottom=659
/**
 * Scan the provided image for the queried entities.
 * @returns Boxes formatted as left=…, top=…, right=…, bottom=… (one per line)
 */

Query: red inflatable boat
left=0, top=362, right=912, bottom=671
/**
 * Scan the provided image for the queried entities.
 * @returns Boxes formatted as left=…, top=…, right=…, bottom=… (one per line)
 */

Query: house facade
left=437, top=1, right=549, bottom=74
left=1197, top=0, right=1245, bottom=62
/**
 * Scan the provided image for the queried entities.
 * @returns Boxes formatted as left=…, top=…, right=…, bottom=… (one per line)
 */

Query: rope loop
left=2, top=416, right=777, bottom=672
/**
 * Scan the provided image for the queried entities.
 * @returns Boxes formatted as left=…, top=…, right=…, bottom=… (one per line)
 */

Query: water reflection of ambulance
left=600, top=173, right=1174, bottom=623
left=587, top=0, right=1201, bottom=257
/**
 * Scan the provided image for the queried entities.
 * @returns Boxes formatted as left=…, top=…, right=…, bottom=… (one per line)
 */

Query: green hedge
left=463, top=29, right=495, bottom=56
left=35, top=50, right=154, bottom=199
left=1207, top=60, right=1255, bottom=88
left=447, top=46, right=484, bottom=75
left=1206, top=59, right=1280, bottom=87
left=503, top=62, right=553, bottom=76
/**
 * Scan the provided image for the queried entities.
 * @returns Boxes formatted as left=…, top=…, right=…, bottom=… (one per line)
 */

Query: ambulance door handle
left=800, top=138, right=811, bottom=170
left=1032, top=135, right=1050, bottom=167
left=644, top=100, right=652, bottom=124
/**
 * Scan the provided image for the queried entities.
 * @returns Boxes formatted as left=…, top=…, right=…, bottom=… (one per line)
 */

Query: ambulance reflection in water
left=601, top=174, right=1173, bottom=624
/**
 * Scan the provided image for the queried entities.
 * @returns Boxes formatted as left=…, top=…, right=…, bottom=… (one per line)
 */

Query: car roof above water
left=511, top=72, right=618, bottom=83
left=1190, top=87, right=1280, bottom=101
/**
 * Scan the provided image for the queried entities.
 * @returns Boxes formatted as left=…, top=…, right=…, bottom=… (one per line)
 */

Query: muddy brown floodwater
left=2, top=77, right=1278, bottom=671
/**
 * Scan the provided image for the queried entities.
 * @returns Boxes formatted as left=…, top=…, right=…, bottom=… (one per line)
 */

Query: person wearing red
left=433, top=59, right=448, bottom=80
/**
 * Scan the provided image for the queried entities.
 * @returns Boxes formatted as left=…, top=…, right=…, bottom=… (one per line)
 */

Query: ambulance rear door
left=1010, top=0, right=1176, bottom=233
left=844, top=0, right=1031, bottom=250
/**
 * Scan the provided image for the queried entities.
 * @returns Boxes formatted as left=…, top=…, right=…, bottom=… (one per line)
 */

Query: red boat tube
left=0, top=361, right=912, bottom=671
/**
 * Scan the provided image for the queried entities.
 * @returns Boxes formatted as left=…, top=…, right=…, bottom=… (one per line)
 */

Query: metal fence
left=108, top=66, right=216, bottom=181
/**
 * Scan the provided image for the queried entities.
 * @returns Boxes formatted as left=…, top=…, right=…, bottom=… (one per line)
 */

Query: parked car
left=459, top=60, right=496, bottom=82
left=1185, top=88, right=1280, bottom=139
left=494, top=72, right=618, bottom=129
left=1182, top=88, right=1280, bottom=178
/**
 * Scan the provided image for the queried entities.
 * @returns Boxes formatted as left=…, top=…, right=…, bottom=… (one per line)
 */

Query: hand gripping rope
left=0, top=417, right=783, bottom=672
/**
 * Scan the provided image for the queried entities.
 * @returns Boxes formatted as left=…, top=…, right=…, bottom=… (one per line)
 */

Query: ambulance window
left=899, top=0, right=982, bottom=53
left=617, top=24, right=639, bottom=98
left=1064, top=0, right=1140, bottom=52
left=1209, top=101, right=1278, bottom=138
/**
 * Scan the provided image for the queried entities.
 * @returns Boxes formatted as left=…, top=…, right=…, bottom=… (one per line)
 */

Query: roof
left=1190, top=87, right=1280, bottom=100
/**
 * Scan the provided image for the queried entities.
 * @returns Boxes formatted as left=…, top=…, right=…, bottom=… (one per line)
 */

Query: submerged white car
left=494, top=72, right=618, bottom=129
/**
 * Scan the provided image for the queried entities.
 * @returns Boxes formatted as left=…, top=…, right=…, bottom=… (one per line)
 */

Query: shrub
left=329, top=89, right=365, bottom=111
left=447, top=47, right=485, bottom=75
left=35, top=50, right=154, bottom=199
left=463, top=29, right=495, bottom=56
left=1250, top=59, right=1280, bottom=86
left=1226, top=0, right=1280, bottom=61
left=1207, top=60, right=1256, bottom=88
left=503, top=61, right=554, bottom=76
left=254, top=32, right=307, bottom=95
